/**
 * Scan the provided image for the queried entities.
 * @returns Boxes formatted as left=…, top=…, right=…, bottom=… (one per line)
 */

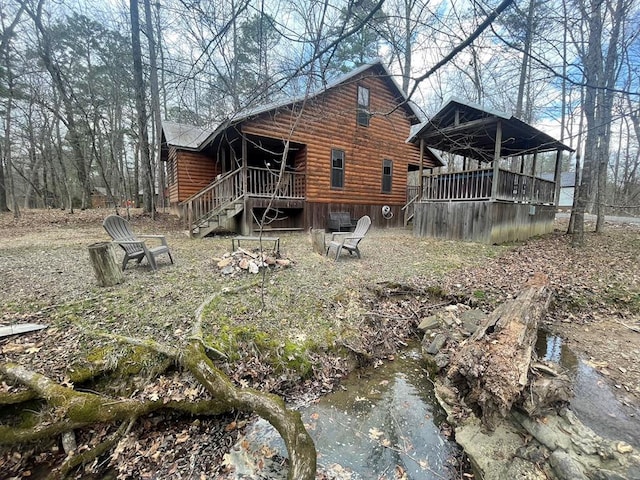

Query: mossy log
left=445, top=273, right=552, bottom=429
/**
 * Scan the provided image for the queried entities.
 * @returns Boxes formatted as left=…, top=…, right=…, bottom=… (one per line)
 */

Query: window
left=382, top=159, right=393, bottom=193
left=357, top=85, right=370, bottom=126
left=331, top=149, right=345, bottom=189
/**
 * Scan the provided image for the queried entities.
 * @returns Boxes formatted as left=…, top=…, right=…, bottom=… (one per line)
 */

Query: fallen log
left=445, top=273, right=552, bottom=429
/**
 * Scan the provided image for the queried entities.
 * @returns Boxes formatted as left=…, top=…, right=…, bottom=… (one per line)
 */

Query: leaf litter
left=0, top=209, right=639, bottom=478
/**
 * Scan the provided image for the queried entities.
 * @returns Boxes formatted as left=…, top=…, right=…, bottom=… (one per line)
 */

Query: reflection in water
left=232, top=349, right=458, bottom=479
left=536, top=330, right=640, bottom=447
left=304, top=350, right=455, bottom=478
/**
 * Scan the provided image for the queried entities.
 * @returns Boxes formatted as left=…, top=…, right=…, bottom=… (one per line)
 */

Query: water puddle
left=225, top=348, right=459, bottom=479
left=536, top=331, right=640, bottom=447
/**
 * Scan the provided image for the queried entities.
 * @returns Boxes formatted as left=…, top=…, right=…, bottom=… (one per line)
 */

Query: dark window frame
left=357, top=85, right=370, bottom=127
left=382, top=159, right=393, bottom=193
left=331, top=148, right=345, bottom=189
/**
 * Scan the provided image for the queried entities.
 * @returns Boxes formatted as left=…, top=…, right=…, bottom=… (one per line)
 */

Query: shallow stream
left=226, top=333, right=640, bottom=479
left=536, top=331, right=640, bottom=447
left=225, top=348, right=459, bottom=479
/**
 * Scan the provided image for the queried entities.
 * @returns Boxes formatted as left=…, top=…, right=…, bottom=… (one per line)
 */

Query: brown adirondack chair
left=103, top=215, right=174, bottom=271
left=325, top=215, right=371, bottom=261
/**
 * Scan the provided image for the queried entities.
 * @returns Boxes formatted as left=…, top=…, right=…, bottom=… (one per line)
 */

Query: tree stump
left=88, top=242, right=124, bottom=287
left=311, top=228, right=326, bottom=255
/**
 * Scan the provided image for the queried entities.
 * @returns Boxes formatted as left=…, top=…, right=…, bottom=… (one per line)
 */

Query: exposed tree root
left=0, top=288, right=317, bottom=480
left=48, top=420, right=134, bottom=480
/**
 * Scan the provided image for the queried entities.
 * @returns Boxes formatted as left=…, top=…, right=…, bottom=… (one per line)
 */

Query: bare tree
left=130, top=0, right=154, bottom=214
left=571, top=0, right=631, bottom=245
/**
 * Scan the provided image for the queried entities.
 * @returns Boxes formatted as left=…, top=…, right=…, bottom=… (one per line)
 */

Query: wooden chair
left=103, top=215, right=174, bottom=271
left=326, top=215, right=371, bottom=261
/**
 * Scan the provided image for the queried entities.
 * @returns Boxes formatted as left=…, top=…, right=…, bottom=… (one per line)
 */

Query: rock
left=221, top=266, right=235, bottom=275
left=276, top=259, right=291, bottom=267
left=418, top=315, right=440, bottom=331
left=460, top=308, right=487, bottom=335
left=549, top=450, right=589, bottom=480
left=265, top=256, right=276, bottom=265
left=248, top=261, right=260, bottom=274
left=616, top=442, right=633, bottom=454
left=433, top=353, right=450, bottom=370
left=239, top=258, right=250, bottom=270
left=595, top=469, right=629, bottom=480
left=424, top=333, right=447, bottom=355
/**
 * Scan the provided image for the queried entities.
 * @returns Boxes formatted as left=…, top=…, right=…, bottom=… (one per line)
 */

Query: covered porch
left=407, top=98, right=573, bottom=243
left=178, top=128, right=308, bottom=237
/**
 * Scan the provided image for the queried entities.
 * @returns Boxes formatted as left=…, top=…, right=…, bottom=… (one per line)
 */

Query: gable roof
left=164, top=61, right=422, bottom=151
left=408, top=97, right=573, bottom=163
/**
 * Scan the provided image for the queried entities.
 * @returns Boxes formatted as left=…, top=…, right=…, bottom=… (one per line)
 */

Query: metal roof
left=162, top=121, right=218, bottom=150
left=163, top=61, right=422, bottom=151
left=408, top=97, right=573, bottom=163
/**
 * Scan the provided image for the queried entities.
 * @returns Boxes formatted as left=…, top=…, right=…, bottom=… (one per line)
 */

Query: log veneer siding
left=239, top=71, right=433, bottom=207
left=170, top=149, right=220, bottom=204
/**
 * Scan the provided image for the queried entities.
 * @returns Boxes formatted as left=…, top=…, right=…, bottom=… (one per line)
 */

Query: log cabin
left=161, top=61, right=443, bottom=237
left=407, top=98, right=574, bottom=244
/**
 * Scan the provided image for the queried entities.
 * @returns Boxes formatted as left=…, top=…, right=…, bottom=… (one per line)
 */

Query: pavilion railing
left=418, top=168, right=556, bottom=204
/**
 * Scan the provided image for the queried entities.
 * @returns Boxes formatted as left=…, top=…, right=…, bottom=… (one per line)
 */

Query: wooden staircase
left=182, top=169, right=245, bottom=238
left=402, top=193, right=420, bottom=226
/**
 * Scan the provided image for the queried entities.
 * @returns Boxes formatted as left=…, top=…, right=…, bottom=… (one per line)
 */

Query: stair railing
left=182, top=169, right=244, bottom=237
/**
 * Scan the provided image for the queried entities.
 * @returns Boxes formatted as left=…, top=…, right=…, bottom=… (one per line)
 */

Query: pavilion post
left=553, top=149, right=563, bottom=207
left=419, top=138, right=424, bottom=198
left=491, top=121, right=502, bottom=201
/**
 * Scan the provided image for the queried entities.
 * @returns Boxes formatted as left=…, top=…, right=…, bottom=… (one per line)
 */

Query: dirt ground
left=1, top=208, right=639, bottom=478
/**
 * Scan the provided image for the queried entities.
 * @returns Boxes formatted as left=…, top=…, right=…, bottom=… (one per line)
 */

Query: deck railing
left=418, top=168, right=556, bottom=205
left=494, top=169, right=555, bottom=204
left=422, top=168, right=493, bottom=201
left=247, top=167, right=305, bottom=198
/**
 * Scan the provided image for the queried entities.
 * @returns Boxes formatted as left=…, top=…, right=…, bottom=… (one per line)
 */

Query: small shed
left=408, top=98, right=573, bottom=244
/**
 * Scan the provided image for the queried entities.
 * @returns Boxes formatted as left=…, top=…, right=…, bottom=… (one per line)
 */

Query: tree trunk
left=130, top=0, right=155, bottom=215
left=144, top=0, right=164, bottom=214
left=88, top=242, right=124, bottom=287
left=445, top=273, right=551, bottom=430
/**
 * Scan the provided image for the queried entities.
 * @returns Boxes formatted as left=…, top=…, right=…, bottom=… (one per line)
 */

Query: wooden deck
left=411, top=168, right=558, bottom=243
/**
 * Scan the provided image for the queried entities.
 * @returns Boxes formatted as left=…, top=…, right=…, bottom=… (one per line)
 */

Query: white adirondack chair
left=326, top=215, right=371, bottom=261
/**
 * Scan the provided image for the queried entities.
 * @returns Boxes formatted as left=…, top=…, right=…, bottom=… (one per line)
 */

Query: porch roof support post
left=553, top=149, right=563, bottom=206
left=241, top=134, right=250, bottom=235
left=491, top=121, right=502, bottom=201
left=419, top=138, right=424, bottom=199
left=531, top=151, right=538, bottom=176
